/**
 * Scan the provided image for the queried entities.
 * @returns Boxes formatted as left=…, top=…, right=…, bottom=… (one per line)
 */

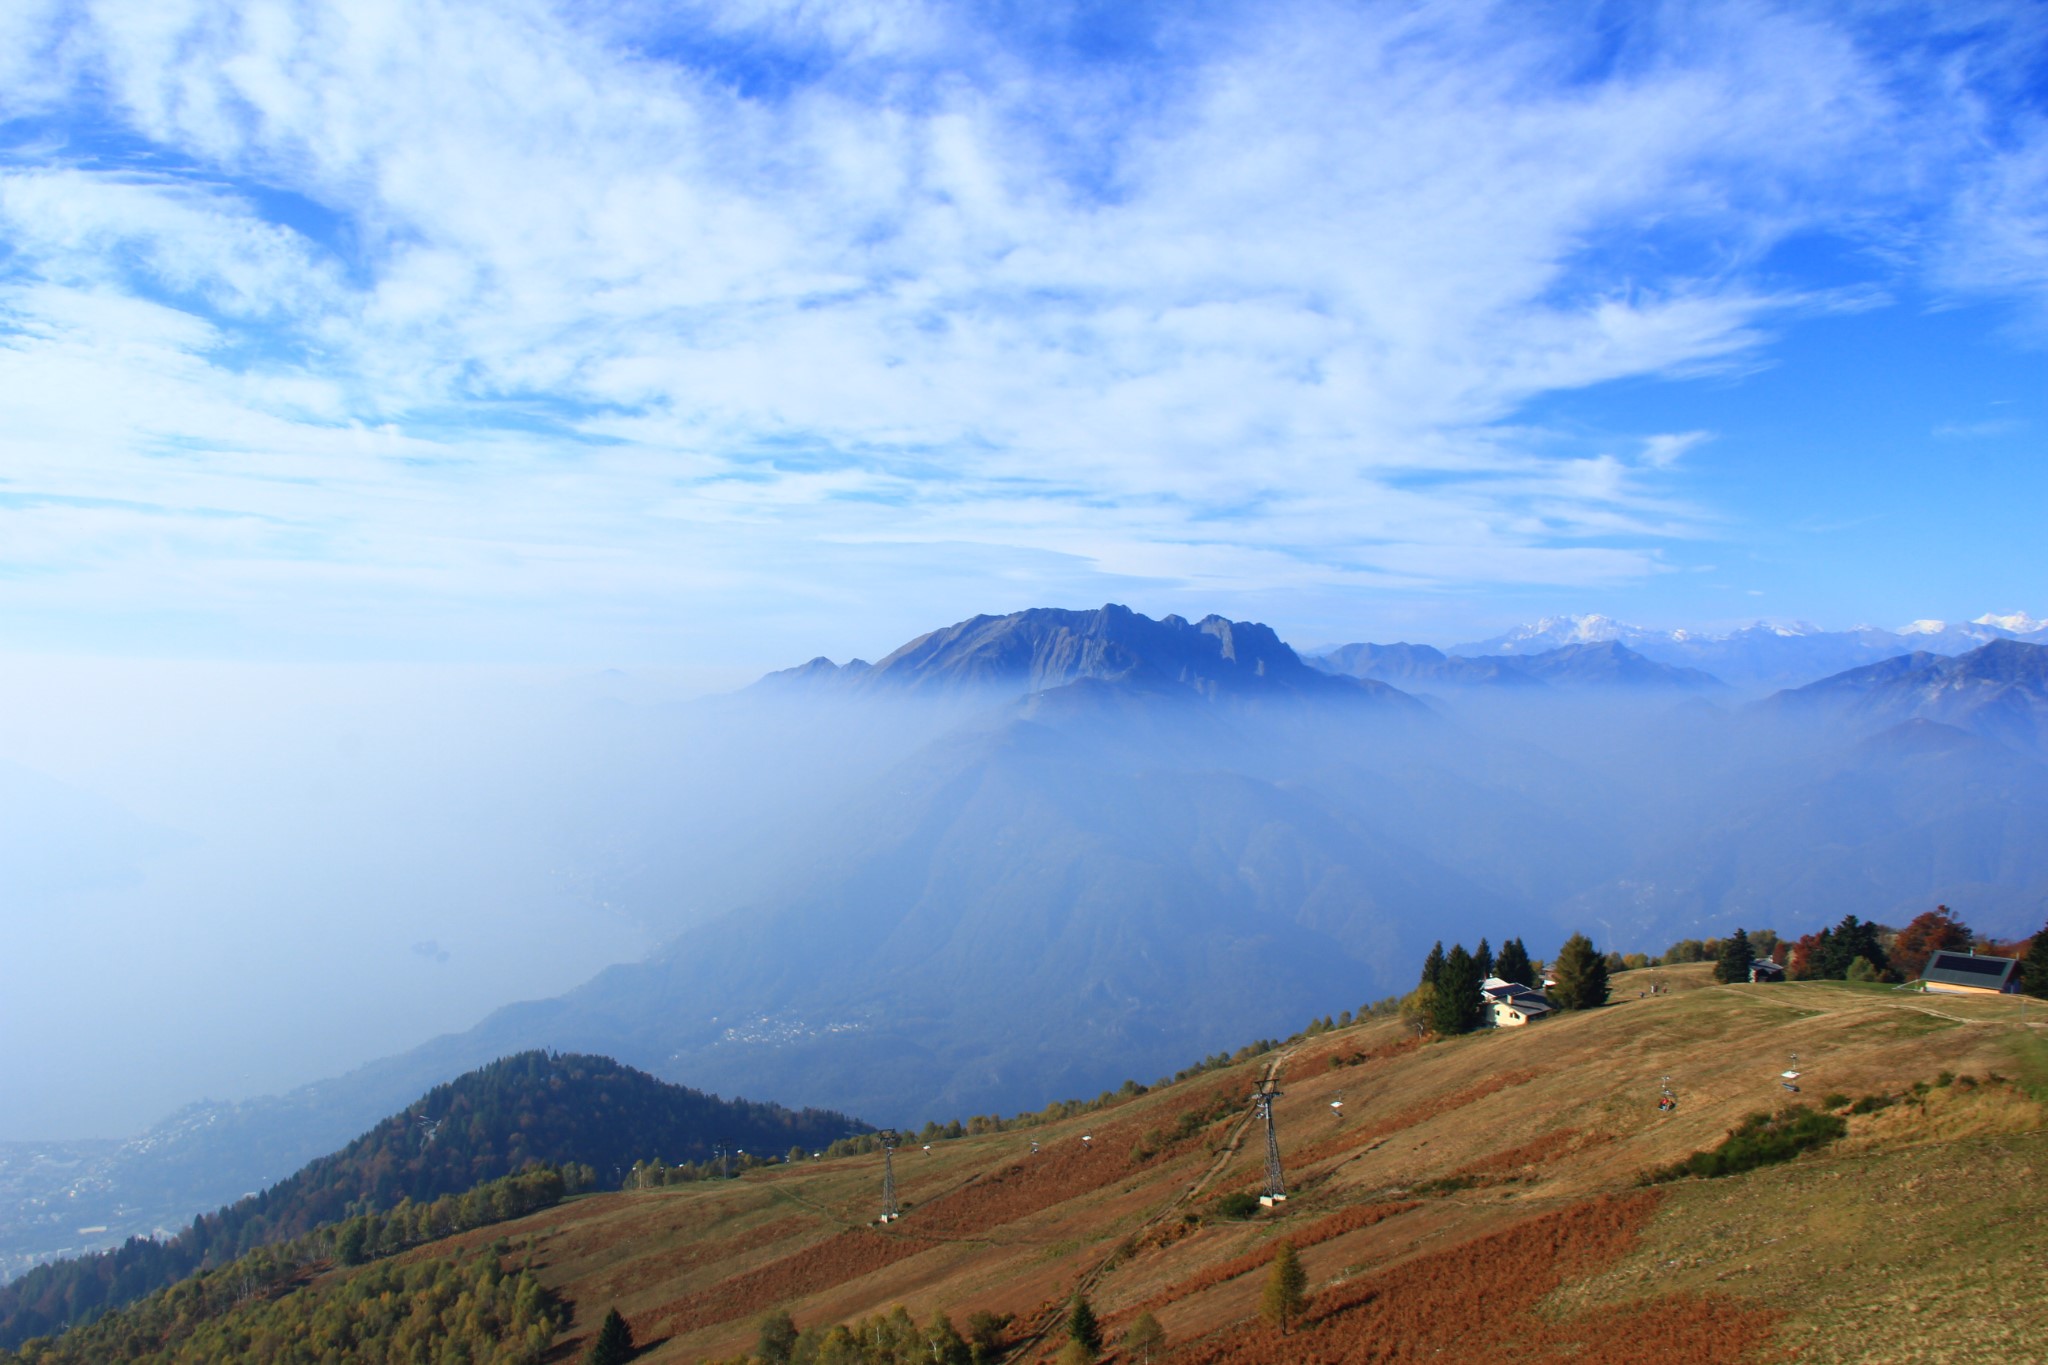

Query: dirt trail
left=1003, top=1047, right=1295, bottom=1361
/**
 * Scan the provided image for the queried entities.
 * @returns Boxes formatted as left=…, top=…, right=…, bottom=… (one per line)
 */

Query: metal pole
left=1257, top=1089, right=1286, bottom=1205
left=880, top=1132, right=900, bottom=1222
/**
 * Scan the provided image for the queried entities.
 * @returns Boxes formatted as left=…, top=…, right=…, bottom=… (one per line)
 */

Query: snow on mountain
left=1976, top=611, right=2048, bottom=634
left=1448, top=614, right=1662, bottom=655
left=1435, top=612, right=2048, bottom=693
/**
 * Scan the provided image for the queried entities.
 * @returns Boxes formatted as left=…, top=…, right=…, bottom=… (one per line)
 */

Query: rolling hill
left=16, top=967, right=2044, bottom=1363
left=0, top=1053, right=862, bottom=1350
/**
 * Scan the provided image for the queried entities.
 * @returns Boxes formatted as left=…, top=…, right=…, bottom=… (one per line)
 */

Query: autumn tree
left=1551, top=933, right=1610, bottom=1010
left=757, top=1309, right=799, bottom=1364
left=1262, top=1239, right=1309, bottom=1334
left=1124, top=1310, right=1167, bottom=1364
left=1892, top=906, right=1973, bottom=979
left=925, top=1309, right=971, bottom=1365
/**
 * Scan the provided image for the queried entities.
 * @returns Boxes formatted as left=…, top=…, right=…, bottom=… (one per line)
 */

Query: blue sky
left=1, top=0, right=2045, bottom=676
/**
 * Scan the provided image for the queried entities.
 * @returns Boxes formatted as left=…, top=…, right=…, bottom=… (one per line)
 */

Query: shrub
left=1649, top=1106, right=1847, bottom=1182
left=1211, top=1191, right=1263, bottom=1220
left=1821, top=1093, right=1851, bottom=1110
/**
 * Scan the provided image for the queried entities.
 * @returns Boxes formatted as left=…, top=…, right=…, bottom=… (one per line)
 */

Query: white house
left=1481, top=976, right=1553, bottom=1027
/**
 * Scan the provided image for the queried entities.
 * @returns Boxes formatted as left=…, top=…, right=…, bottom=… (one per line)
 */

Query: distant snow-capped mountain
left=1442, top=612, right=2047, bottom=693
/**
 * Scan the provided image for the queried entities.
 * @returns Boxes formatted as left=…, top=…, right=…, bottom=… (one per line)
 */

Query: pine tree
left=1715, top=928, right=1754, bottom=984
left=585, top=1307, right=634, bottom=1365
left=1421, top=941, right=1446, bottom=988
left=1552, top=933, right=1610, bottom=1010
left=1818, top=914, right=1888, bottom=980
left=2025, top=923, right=2048, bottom=999
left=1261, top=1239, right=1309, bottom=1335
left=1428, top=944, right=1483, bottom=1035
left=1065, top=1292, right=1102, bottom=1360
left=1473, top=938, right=1494, bottom=982
left=1495, top=937, right=1534, bottom=988
left=1123, top=1310, right=1167, bottom=1364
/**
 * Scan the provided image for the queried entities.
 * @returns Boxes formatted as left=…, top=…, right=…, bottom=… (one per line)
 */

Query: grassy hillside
left=0, top=1052, right=861, bottom=1351
left=20, top=969, right=2046, bottom=1363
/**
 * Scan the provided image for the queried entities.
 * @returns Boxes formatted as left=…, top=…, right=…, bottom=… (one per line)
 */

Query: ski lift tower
left=1255, top=1087, right=1287, bottom=1207
left=878, top=1131, right=901, bottom=1223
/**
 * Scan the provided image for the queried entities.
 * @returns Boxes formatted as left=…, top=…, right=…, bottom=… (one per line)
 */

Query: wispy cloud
left=0, top=1, right=2044, bottom=660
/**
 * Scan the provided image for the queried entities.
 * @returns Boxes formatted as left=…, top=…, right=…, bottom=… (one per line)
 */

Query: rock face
left=768, top=604, right=1402, bottom=702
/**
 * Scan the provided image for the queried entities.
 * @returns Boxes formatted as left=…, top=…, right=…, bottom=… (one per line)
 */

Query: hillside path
left=1004, top=1046, right=1296, bottom=1361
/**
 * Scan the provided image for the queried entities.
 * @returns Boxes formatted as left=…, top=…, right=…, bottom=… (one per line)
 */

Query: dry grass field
left=425, top=966, right=2047, bottom=1363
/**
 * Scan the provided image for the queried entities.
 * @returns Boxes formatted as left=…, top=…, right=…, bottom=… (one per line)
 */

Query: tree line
left=0, top=1050, right=857, bottom=1352
left=1403, top=933, right=1610, bottom=1036
left=1, top=1165, right=584, bottom=1364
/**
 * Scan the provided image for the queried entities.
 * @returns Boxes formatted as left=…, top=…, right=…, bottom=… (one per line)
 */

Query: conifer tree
left=585, top=1306, right=634, bottom=1365
left=1715, top=928, right=1754, bottom=984
left=1429, top=944, right=1483, bottom=1035
left=1473, top=937, right=1494, bottom=982
left=1064, top=1292, right=1102, bottom=1360
left=2025, top=923, right=2048, bottom=999
left=1261, top=1239, right=1309, bottom=1335
left=1495, top=937, right=1534, bottom=988
left=1551, top=933, right=1610, bottom=1010
left=1421, top=940, right=1446, bottom=987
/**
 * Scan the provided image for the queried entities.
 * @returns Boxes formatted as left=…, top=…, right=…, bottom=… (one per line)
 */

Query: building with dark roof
left=1480, top=977, right=1553, bottom=1027
left=1920, top=950, right=2021, bottom=996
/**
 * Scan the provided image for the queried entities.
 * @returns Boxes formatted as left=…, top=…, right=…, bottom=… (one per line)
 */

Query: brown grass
left=646, top=1227, right=941, bottom=1337
left=1128, top=1202, right=1420, bottom=1315
left=1165, top=1192, right=1778, bottom=1364
left=1289, top=1069, right=1541, bottom=1170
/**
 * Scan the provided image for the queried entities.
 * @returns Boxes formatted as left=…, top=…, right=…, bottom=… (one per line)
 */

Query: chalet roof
left=1921, top=951, right=2020, bottom=992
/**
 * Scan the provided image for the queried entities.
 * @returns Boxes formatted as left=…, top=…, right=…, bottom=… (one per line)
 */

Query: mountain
left=1310, top=641, right=1723, bottom=692
left=26, top=607, right=2048, bottom=1282
left=762, top=604, right=1405, bottom=703
left=1447, top=612, right=2048, bottom=693
left=1757, top=639, right=2048, bottom=755
left=0, top=1052, right=862, bottom=1348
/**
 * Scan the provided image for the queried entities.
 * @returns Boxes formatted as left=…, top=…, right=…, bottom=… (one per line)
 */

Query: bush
left=1211, top=1191, right=1262, bottom=1220
left=1649, top=1106, right=1847, bottom=1182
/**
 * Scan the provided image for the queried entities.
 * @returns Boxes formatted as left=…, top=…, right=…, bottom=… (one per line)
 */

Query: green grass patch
left=1646, top=1105, right=1848, bottom=1183
left=1209, top=1191, right=1264, bottom=1221
left=1999, top=1027, right=2048, bottom=1102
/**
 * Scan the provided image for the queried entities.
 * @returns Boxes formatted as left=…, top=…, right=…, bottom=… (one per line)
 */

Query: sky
left=0, top=0, right=2043, bottom=678
left=2, top=2, right=2048, bottom=1140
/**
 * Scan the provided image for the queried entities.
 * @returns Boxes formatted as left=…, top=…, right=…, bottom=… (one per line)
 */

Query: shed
left=1749, top=960, right=1785, bottom=983
left=1920, top=950, right=2021, bottom=996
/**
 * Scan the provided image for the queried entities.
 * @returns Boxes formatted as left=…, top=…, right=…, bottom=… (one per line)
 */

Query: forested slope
left=0, top=1052, right=862, bottom=1349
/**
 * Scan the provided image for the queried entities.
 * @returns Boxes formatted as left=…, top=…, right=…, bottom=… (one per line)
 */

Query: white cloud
left=0, top=0, right=2040, bottom=661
